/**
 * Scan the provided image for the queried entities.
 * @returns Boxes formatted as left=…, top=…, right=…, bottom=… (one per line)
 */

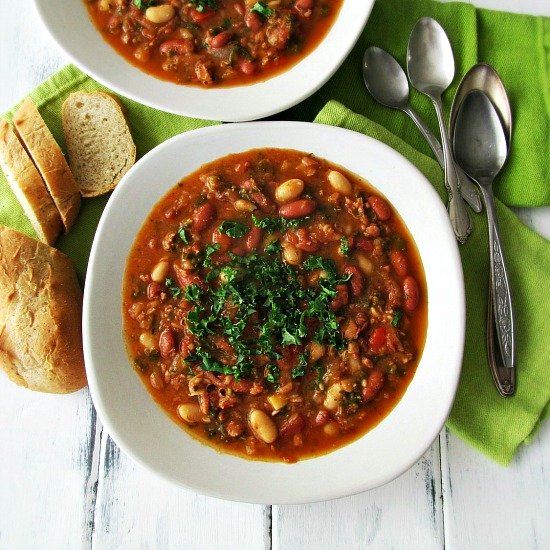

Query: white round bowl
left=83, top=122, right=465, bottom=504
left=33, top=0, right=374, bottom=121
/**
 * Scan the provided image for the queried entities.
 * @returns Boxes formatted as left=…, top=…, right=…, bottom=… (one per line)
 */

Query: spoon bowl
left=407, top=17, right=472, bottom=242
left=407, top=18, right=455, bottom=94
left=362, top=47, right=410, bottom=110
left=450, top=63, right=512, bottom=146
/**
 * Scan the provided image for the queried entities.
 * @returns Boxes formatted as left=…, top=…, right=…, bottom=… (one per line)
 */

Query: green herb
left=251, top=214, right=301, bottom=233
left=339, top=236, right=350, bottom=256
left=266, top=364, right=280, bottom=384
left=291, top=352, right=309, bottom=379
left=203, top=243, right=220, bottom=268
left=391, top=309, right=403, bottom=327
left=218, top=220, right=248, bottom=238
left=133, top=0, right=156, bottom=10
left=165, top=277, right=181, bottom=298
left=320, top=4, right=330, bottom=16
left=178, top=227, right=190, bottom=244
left=190, top=0, right=219, bottom=12
left=185, top=283, right=202, bottom=302
left=251, top=2, right=273, bottom=17
left=265, top=239, right=282, bottom=255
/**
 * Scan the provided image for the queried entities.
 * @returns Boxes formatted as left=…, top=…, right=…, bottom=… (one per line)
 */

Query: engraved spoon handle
left=479, top=181, right=515, bottom=393
left=431, top=95, right=472, bottom=243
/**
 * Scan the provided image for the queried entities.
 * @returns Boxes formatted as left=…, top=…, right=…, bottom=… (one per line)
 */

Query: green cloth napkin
left=0, top=65, right=220, bottom=281
left=1, top=0, right=550, bottom=465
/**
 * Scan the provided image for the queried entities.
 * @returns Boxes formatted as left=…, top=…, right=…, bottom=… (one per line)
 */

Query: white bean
left=249, top=409, right=278, bottom=443
left=356, top=253, right=374, bottom=276
left=151, top=259, right=169, bottom=282
left=281, top=240, right=302, bottom=266
left=327, top=170, right=352, bottom=196
left=178, top=402, right=205, bottom=424
left=145, top=4, right=175, bottom=24
left=275, top=178, right=304, bottom=203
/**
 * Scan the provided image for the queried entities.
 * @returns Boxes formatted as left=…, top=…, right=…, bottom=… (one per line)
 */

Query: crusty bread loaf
left=12, top=97, right=81, bottom=232
left=62, top=91, right=136, bottom=197
left=0, top=225, right=86, bottom=393
left=0, top=119, right=62, bottom=245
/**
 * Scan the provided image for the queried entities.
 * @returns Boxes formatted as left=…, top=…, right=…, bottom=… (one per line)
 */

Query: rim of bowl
left=83, top=121, right=465, bottom=504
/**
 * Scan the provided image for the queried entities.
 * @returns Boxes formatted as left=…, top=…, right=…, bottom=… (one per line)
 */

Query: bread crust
left=62, top=91, right=136, bottom=197
left=13, top=98, right=81, bottom=232
left=0, top=225, right=86, bottom=393
left=0, top=119, right=62, bottom=245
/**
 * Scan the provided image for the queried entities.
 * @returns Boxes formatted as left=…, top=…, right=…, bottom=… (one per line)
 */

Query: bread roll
left=0, top=119, right=62, bottom=245
left=13, top=98, right=81, bottom=232
left=0, top=225, right=86, bottom=393
left=62, top=91, right=136, bottom=197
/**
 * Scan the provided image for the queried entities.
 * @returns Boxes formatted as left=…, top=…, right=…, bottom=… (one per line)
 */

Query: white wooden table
left=1, top=2, right=549, bottom=549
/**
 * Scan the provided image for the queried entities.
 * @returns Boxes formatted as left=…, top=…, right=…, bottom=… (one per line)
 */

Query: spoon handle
left=431, top=96, right=472, bottom=243
left=479, top=182, right=515, bottom=393
left=405, top=107, right=482, bottom=213
left=487, top=285, right=516, bottom=396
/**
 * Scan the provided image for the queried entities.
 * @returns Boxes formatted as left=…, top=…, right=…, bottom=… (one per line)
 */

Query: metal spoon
left=362, top=47, right=482, bottom=213
left=450, top=63, right=514, bottom=396
left=453, top=90, right=515, bottom=396
left=407, top=17, right=472, bottom=243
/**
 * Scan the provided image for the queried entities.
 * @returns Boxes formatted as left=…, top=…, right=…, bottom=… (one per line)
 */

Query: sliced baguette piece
left=12, top=97, right=81, bottom=232
left=0, top=225, right=86, bottom=394
left=0, top=119, right=62, bottom=245
left=62, top=91, right=136, bottom=197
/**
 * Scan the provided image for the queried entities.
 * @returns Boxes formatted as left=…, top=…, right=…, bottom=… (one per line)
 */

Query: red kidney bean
left=368, top=195, right=391, bottom=221
left=368, top=326, right=387, bottom=352
left=314, top=410, right=329, bottom=427
left=212, top=227, right=232, bottom=252
left=279, top=198, right=317, bottom=219
left=245, top=11, right=263, bottom=31
left=233, top=2, right=245, bottom=16
left=343, top=265, right=364, bottom=299
left=238, top=59, right=257, bottom=75
left=246, top=225, right=262, bottom=251
left=159, top=39, right=192, bottom=56
left=159, top=328, right=176, bottom=358
left=190, top=8, right=215, bottom=24
left=403, top=275, right=419, bottom=312
left=279, top=413, right=306, bottom=437
left=330, top=284, right=349, bottom=311
left=295, top=0, right=315, bottom=8
left=192, top=202, right=216, bottom=232
left=179, top=335, right=195, bottom=359
left=390, top=249, right=408, bottom=277
left=355, top=236, right=373, bottom=253
left=362, top=369, right=385, bottom=402
left=210, top=30, right=232, bottom=48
